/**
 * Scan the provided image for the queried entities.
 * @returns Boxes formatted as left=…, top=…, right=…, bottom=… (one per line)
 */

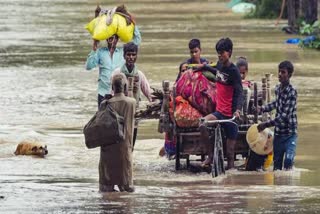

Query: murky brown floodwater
left=1, top=0, right=320, bottom=213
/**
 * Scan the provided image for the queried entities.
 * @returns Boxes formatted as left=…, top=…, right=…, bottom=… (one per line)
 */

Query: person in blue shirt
left=85, top=27, right=142, bottom=107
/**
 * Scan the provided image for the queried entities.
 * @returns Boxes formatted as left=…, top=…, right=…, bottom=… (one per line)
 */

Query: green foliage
left=244, top=0, right=284, bottom=19
left=298, top=21, right=320, bottom=50
left=299, top=38, right=320, bottom=49
left=299, top=20, right=320, bottom=35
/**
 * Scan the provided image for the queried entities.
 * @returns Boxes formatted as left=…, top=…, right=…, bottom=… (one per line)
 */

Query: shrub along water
left=299, top=20, right=320, bottom=50
left=244, top=0, right=285, bottom=19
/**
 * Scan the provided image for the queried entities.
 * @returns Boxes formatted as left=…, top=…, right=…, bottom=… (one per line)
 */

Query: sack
left=85, top=14, right=118, bottom=41
left=114, top=13, right=134, bottom=43
left=175, top=70, right=216, bottom=115
left=83, top=100, right=125, bottom=149
left=169, top=96, right=203, bottom=127
left=85, top=13, right=134, bottom=42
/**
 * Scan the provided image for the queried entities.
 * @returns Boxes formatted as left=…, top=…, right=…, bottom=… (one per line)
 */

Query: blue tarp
left=285, top=36, right=316, bottom=45
left=286, top=38, right=301, bottom=44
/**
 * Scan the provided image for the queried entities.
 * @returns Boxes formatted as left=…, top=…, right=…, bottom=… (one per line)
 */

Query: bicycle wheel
left=217, top=128, right=225, bottom=174
left=211, top=138, right=217, bottom=177
left=218, top=150, right=225, bottom=174
left=212, top=139, right=220, bottom=177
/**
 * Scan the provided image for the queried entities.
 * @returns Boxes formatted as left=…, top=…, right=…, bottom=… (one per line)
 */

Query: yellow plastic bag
left=85, top=18, right=96, bottom=35
left=85, top=14, right=118, bottom=41
left=114, top=14, right=134, bottom=43
left=263, top=152, right=273, bottom=170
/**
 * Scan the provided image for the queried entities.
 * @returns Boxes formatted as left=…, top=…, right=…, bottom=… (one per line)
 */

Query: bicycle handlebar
left=200, top=116, right=237, bottom=127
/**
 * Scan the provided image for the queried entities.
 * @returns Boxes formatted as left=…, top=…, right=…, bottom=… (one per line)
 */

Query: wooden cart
left=158, top=74, right=273, bottom=176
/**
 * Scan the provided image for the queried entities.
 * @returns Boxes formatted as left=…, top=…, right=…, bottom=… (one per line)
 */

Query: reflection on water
left=1, top=134, right=320, bottom=213
left=1, top=0, right=320, bottom=213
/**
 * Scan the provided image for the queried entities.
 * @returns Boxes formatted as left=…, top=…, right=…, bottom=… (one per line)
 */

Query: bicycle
left=199, top=116, right=237, bottom=177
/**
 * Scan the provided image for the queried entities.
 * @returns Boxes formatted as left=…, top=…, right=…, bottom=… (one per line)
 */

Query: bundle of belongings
left=174, top=68, right=216, bottom=127
left=169, top=96, right=203, bottom=127
left=164, top=67, right=217, bottom=156
left=85, top=5, right=135, bottom=42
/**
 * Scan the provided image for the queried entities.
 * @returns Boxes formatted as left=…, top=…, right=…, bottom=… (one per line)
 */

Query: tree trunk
left=287, top=0, right=300, bottom=28
left=301, top=0, right=318, bottom=24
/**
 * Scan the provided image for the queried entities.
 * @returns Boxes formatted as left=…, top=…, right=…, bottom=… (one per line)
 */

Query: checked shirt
left=262, top=83, right=298, bottom=136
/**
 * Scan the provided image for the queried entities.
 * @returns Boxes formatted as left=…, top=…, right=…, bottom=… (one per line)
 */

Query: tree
left=287, top=0, right=300, bottom=29
left=286, top=0, right=318, bottom=30
left=301, top=0, right=318, bottom=24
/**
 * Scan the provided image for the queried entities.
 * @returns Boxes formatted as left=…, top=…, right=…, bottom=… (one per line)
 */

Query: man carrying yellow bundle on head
left=85, top=5, right=141, bottom=108
left=86, top=5, right=136, bottom=43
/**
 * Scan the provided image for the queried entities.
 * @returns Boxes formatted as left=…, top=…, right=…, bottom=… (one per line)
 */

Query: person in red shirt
left=198, top=38, right=243, bottom=170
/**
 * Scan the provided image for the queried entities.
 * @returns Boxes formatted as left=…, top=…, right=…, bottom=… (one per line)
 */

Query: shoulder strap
left=99, top=99, right=110, bottom=110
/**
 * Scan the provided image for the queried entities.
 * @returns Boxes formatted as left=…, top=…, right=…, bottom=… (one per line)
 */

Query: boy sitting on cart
left=160, top=38, right=211, bottom=158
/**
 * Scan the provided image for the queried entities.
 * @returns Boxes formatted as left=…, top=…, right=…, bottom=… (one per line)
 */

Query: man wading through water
left=257, top=61, right=298, bottom=171
left=99, top=73, right=136, bottom=193
left=85, top=20, right=141, bottom=108
left=112, top=42, right=152, bottom=150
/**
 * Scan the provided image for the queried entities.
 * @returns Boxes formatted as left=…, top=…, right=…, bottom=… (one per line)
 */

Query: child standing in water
left=236, top=56, right=252, bottom=88
left=236, top=57, right=252, bottom=114
left=237, top=56, right=273, bottom=171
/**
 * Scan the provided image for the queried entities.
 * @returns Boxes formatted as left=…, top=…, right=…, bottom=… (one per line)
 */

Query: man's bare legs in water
left=199, top=114, right=236, bottom=170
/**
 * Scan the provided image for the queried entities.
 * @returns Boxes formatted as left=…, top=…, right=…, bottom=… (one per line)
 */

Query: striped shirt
left=262, top=83, right=298, bottom=136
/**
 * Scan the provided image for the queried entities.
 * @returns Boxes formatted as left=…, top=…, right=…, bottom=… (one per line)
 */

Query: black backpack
left=83, top=100, right=125, bottom=149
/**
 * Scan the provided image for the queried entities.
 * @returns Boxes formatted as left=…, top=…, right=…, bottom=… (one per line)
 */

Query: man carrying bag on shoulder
left=84, top=97, right=125, bottom=149
left=85, top=73, right=136, bottom=193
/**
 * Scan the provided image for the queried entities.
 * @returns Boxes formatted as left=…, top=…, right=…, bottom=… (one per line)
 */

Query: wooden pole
left=262, top=77, right=267, bottom=106
left=265, top=73, right=271, bottom=103
left=253, top=82, right=258, bottom=123
left=243, top=87, right=248, bottom=123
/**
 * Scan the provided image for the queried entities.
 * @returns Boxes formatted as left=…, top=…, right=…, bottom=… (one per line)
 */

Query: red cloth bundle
left=175, top=70, right=216, bottom=115
left=169, top=96, right=203, bottom=127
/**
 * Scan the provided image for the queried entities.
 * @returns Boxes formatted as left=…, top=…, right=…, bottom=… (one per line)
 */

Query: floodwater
left=1, top=0, right=320, bottom=213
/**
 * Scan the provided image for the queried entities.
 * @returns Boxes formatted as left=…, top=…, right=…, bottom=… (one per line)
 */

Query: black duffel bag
left=83, top=100, right=125, bottom=149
